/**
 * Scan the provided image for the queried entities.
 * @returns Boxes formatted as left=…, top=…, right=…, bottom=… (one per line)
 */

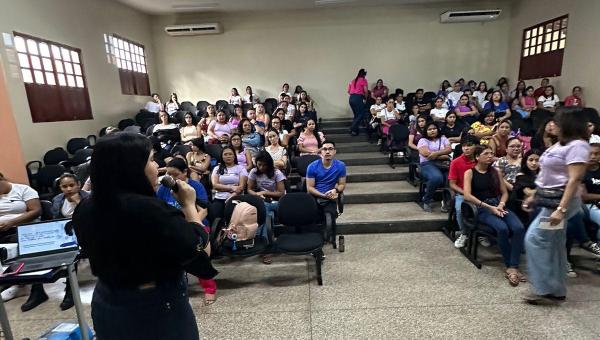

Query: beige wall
left=152, top=2, right=511, bottom=118
left=506, top=0, right=600, bottom=107
left=0, top=0, right=157, bottom=162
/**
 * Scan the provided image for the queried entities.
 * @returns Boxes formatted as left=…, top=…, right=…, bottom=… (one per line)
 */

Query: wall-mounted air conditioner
left=440, top=9, right=502, bottom=23
left=164, top=23, right=222, bottom=36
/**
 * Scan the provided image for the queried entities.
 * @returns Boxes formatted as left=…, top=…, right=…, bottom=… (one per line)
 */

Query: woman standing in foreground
left=522, top=107, right=589, bottom=305
left=72, top=133, right=215, bottom=339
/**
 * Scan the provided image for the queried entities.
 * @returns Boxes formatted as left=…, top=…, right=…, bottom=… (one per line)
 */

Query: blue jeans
left=455, top=194, right=466, bottom=234
left=258, top=200, right=278, bottom=240
left=585, top=204, right=600, bottom=241
left=477, top=208, right=525, bottom=268
left=566, top=208, right=590, bottom=244
left=420, top=161, right=445, bottom=204
left=349, top=94, right=366, bottom=133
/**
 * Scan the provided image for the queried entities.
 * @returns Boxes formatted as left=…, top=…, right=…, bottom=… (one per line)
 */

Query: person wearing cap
left=448, top=135, right=479, bottom=248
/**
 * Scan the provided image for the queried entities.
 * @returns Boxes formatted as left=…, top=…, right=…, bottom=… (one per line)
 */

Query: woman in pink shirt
left=347, top=68, right=368, bottom=136
left=371, top=79, right=389, bottom=100
left=298, top=118, right=325, bottom=156
left=518, top=86, right=537, bottom=119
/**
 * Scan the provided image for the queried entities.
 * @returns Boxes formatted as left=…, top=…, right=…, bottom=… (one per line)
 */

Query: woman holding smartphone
left=72, top=132, right=215, bottom=339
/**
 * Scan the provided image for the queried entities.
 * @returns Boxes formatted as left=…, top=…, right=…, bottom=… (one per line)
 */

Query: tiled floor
left=2, top=233, right=600, bottom=339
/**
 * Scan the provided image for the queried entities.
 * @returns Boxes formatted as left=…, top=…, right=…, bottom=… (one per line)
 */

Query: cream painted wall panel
left=506, top=0, right=600, bottom=108
left=152, top=3, right=511, bottom=118
left=0, top=0, right=156, bottom=162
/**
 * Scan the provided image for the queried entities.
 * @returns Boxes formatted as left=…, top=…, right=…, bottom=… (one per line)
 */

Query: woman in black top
left=463, top=145, right=525, bottom=286
left=441, top=111, right=463, bottom=143
left=508, top=149, right=541, bottom=226
left=72, top=133, right=215, bottom=340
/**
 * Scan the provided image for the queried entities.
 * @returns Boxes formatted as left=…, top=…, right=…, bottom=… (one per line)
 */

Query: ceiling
left=115, top=0, right=467, bottom=15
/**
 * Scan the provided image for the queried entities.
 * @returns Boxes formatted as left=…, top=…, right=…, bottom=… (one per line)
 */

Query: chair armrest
left=460, top=201, right=479, bottom=229
left=337, top=192, right=344, bottom=214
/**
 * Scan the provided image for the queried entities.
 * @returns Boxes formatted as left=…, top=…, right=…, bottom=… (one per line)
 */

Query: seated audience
left=446, top=82, right=463, bottom=109
left=230, top=105, right=244, bottom=130
left=533, top=78, right=550, bottom=98
left=228, top=88, right=242, bottom=106
left=449, top=135, right=479, bottom=249
left=417, top=122, right=451, bottom=212
left=210, top=146, right=248, bottom=219
left=265, top=129, right=288, bottom=171
left=283, top=95, right=296, bottom=118
left=144, top=93, right=163, bottom=113
left=245, top=108, right=264, bottom=136
left=509, top=81, right=526, bottom=102
left=508, top=149, right=541, bottom=226
left=165, top=93, right=180, bottom=116
left=406, top=104, right=420, bottom=129
left=243, top=85, right=259, bottom=105
left=197, top=105, right=217, bottom=141
left=371, top=79, right=389, bottom=100
left=306, top=141, right=346, bottom=235
left=278, top=100, right=294, bottom=121
left=0, top=172, right=44, bottom=311
left=153, top=111, right=180, bottom=150
left=370, top=96, right=385, bottom=119
left=437, top=80, right=452, bottom=98
left=153, top=111, right=178, bottom=133
left=412, top=88, right=432, bottom=113
left=493, top=137, right=523, bottom=191
left=473, top=81, right=489, bottom=108
left=484, top=90, right=512, bottom=121
left=280, top=83, right=291, bottom=98
left=186, top=137, right=212, bottom=184
left=441, top=111, right=463, bottom=144
left=294, top=103, right=317, bottom=131
left=517, top=86, right=537, bottom=119
left=564, top=86, right=585, bottom=107
left=180, top=112, right=199, bottom=143
left=269, top=117, right=289, bottom=147
left=531, top=118, right=558, bottom=152
left=488, top=120, right=512, bottom=158
left=207, top=110, right=232, bottom=145
left=581, top=143, right=600, bottom=251
left=463, top=145, right=525, bottom=286
left=394, top=93, right=406, bottom=114
left=537, top=85, right=560, bottom=112
left=430, top=97, right=449, bottom=123
left=471, top=110, right=497, bottom=144
left=247, top=151, right=286, bottom=264
left=238, top=118, right=262, bottom=158
left=454, top=94, right=479, bottom=125
left=298, top=90, right=316, bottom=112
left=255, top=103, right=271, bottom=130
left=229, top=133, right=254, bottom=172
left=499, top=82, right=510, bottom=102
left=378, top=98, right=400, bottom=136
left=298, top=118, right=325, bottom=156
left=408, top=114, right=428, bottom=158
left=274, top=108, right=293, bottom=133
left=292, top=85, right=303, bottom=103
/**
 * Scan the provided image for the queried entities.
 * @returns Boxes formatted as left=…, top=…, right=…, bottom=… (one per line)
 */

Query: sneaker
left=478, top=236, right=491, bottom=248
left=396, top=152, right=404, bottom=158
left=377, top=139, right=382, bottom=145
left=440, top=203, right=449, bottom=213
left=523, top=293, right=561, bottom=306
left=566, top=262, right=577, bottom=278
left=1, top=285, right=28, bottom=302
left=422, top=202, right=433, bottom=213
left=581, top=242, right=600, bottom=257
left=454, top=234, right=468, bottom=248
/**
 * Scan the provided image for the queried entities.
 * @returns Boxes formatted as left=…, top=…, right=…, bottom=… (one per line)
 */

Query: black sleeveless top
left=471, top=168, right=497, bottom=201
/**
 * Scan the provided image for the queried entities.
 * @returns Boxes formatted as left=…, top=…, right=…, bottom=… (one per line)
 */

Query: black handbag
left=534, top=187, right=564, bottom=209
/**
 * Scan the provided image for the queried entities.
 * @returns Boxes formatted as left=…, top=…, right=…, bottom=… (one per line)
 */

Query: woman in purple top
left=454, top=94, right=479, bottom=126
left=210, top=146, right=248, bottom=219
left=408, top=114, right=429, bottom=161
left=347, top=68, right=368, bottom=136
left=522, top=107, right=590, bottom=305
left=208, top=110, right=232, bottom=144
left=229, top=133, right=253, bottom=172
left=417, top=122, right=452, bottom=212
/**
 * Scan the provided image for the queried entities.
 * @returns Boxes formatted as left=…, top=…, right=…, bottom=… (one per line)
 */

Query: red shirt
left=533, top=87, right=546, bottom=98
left=564, top=95, right=584, bottom=107
left=448, top=154, right=476, bottom=190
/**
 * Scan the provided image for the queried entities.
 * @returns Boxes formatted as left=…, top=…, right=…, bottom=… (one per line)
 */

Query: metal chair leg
left=314, top=250, right=324, bottom=285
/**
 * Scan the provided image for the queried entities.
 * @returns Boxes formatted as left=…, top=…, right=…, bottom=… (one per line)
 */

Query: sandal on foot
left=204, top=294, right=216, bottom=306
left=505, top=270, right=520, bottom=287
left=262, top=255, right=272, bottom=265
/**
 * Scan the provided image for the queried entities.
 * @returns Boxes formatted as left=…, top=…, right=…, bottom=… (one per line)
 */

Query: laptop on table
left=3, top=219, right=79, bottom=274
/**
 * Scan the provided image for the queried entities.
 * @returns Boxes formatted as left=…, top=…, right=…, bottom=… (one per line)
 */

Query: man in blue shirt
left=306, top=141, right=347, bottom=237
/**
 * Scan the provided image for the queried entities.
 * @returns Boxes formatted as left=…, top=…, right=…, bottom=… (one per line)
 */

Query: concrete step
left=320, top=119, right=352, bottom=129
left=344, top=181, right=418, bottom=204
left=323, top=126, right=366, bottom=135
left=325, top=133, right=368, bottom=143
left=338, top=152, right=388, bottom=166
left=335, top=142, right=380, bottom=153
left=337, top=202, right=448, bottom=234
left=346, top=165, right=408, bottom=182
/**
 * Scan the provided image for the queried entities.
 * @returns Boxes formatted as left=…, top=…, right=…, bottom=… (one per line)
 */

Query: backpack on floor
left=218, top=201, right=258, bottom=251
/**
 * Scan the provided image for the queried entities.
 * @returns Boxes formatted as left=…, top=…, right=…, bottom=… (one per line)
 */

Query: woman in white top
left=279, top=83, right=291, bottom=98
left=370, top=96, right=385, bottom=117
left=537, top=85, right=560, bottom=112
left=153, top=111, right=178, bottom=133
left=180, top=112, right=199, bottom=143
left=243, top=86, right=259, bottom=105
left=228, top=88, right=242, bottom=106
left=473, top=81, right=488, bottom=108
left=165, top=93, right=180, bottom=115
left=429, top=97, right=449, bottom=123
left=378, top=98, right=400, bottom=135
left=269, top=117, right=289, bottom=147
left=265, top=129, right=288, bottom=171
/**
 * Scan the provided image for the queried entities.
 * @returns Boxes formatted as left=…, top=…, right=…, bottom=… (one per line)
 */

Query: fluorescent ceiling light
left=172, top=2, right=219, bottom=10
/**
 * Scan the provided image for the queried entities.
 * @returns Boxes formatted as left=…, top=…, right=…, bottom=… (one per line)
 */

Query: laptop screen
left=18, top=220, right=78, bottom=256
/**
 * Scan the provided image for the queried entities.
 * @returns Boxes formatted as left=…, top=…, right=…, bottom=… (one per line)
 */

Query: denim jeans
left=566, top=208, right=590, bottom=244
left=455, top=194, right=466, bottom=234
left=420, top=161, right=445, bottom=204
left=349, top=94, right=366, bottom=133
left=585, top=204, right=600, bottom=241
left=258, top=200, right=279, bottom=240
left=91, top=276, right=199, bottom=340
left=477, top=208, right=525, bottom=268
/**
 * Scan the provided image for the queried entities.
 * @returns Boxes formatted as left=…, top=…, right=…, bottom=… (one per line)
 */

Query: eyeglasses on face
left=322, top=147, right=335, bottom=151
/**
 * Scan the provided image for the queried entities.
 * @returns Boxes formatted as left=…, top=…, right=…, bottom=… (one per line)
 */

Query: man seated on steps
left=448, top=134, right=479, bottom=248
left=306, top=141, right=346, bottom=238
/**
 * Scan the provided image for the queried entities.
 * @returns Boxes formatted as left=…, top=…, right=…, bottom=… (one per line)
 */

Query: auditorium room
left=1, top=0, right=599, bottom=339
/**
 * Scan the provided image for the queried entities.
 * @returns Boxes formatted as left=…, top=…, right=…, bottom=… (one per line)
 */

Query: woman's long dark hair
left=423, top=122, right=441, bottom=141
left=473, top=145, right=500, bottom=197
left=416, top=114, right=430, bottom=136
left=237, top=118, right=255, bottom=135
left=90, top=132, right=155, bottom=206
left=254, top=151, right=275, bottom=179
left=302, top=118, right=322, bottom=148
left=190, top=137, right=205, bottom=153
left=520, top=149, right=542, bottom=176
left=182, top=112, right=196, bottom=127
left=229, top=132, right=244, bottom=152
left=353, top=68, right=367, bottom=86
left=246, top=86, right=253, bottom=103
left=217, top=146, right=238, bottom=175
left=556, top=107, right=589, bottom=145
left=166, top=157, right=190, bottom=179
